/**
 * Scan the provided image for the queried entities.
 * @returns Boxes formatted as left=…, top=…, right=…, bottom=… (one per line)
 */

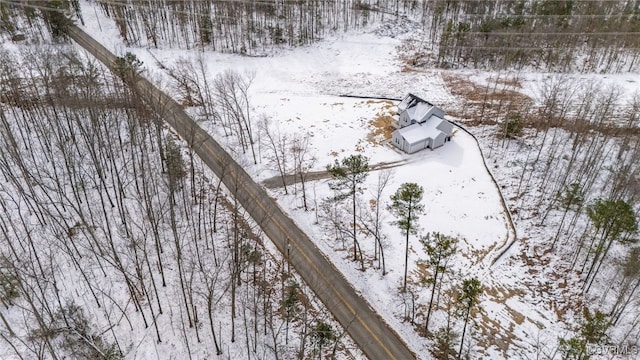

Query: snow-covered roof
left=406, top=102, right=434, bottom=123
left=398, top=93, right=433, bottom=113
left=397, top=116, right=447, bottom=145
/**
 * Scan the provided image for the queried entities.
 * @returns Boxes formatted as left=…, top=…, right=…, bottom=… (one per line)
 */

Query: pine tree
left=432, top=326, right=458, bottom=360
left=456, top=277, right=482, bottom=360
left=311, top=320, right=335, bottom=358
left=388, top=182, right=425, bottom=292
left=42, top=0, right=73, bottom=40
left=114, top=52, right=143, bottom=82
left=421, top=232, right=458, bottom=333
left=584, top=198, right=638, bottom=292
left=165, top=138, right=186, bottom=193
left=557, top=337, right=585, bottom=360
left=558, top=307, right=610, bottom=360
left=580, top=308, right=610, bottom=344
left=327, top=154, right=369, bottom=264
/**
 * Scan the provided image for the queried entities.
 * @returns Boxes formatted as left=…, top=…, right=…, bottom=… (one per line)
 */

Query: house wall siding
left=392, top=132, right=403, bottom=151
left=408, top=139, right=429, bottom=153
left=436, top=120, right=453, bottom=135
left=399, top=111, right=411, bottom=127
left=393, top=95, right=451, bottom=154
left=431, top=132, right=446, bottom=149
left=431, top=107, right=445, bottom=119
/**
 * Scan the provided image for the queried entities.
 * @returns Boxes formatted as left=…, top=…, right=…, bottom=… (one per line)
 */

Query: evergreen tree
left=558, top=307, right=610, bottom=360
left=283, top=280, right=300, bottom=345
left=584, top=198, right=638, bottom=292
left=165, top=138, right=186, bottom=193
left=311, top=320, right=335, bottom=358
left=388, top=182, right=424, bottom=292
left=432, top=326, right=458, bottom=360
left=421, top=232, right=458, bottom=333
left=580, top=308, right=610, bottom=344
left=327, top=154, right=369, bottom=263
left=114, top=52, right=143, bottom=82
left=43, top=0, right=73, bottom=40
left=457, top=277, right=482, bottom=360
left=557, top=337, right=586, bottom=360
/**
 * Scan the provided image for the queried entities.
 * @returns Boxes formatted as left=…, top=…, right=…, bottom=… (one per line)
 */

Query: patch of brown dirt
left=506, top=307, right=526, bottom=325
left=476, top=283, right=530, bottom=355
left=444, top=73, right=640, bottom=136
left=368, top=114, right=395, bottom=144
left=365, top=99, right=395, bottom=109
left=442, top=73, right=533, bottom=125
left=368, top=100, right=397, bottom=145
left=476, top=307, right=515, bottom=356
left=484, top=284, right=525, bottom=302
left=494, top=76, right=522, bottom=88
left=412, top=262, right=432, bottom=285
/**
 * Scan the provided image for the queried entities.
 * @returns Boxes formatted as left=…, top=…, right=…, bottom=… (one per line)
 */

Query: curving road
left=67, top=26, right=415, bottom=360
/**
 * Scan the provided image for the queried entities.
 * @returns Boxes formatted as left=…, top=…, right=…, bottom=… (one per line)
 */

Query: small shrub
left=0, top=263, right=20, bottom=306
left=165, top=138, right=186, bottom=191
left=28, top=303, right=124, bottom=360
left=113, top=52, right=143, bottom=81
left=431, top=327, right=458, bottom=360
left=501, top=112, right=524, bottom=138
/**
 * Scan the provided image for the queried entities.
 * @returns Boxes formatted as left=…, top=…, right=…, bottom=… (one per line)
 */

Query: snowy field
left=64, top=2, right=640, bottom=359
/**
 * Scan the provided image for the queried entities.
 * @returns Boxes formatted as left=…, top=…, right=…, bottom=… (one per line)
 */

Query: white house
left=392, top=93, right=453, bottom=154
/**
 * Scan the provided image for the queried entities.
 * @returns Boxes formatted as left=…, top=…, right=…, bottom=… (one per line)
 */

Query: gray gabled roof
left=406, top=101, right=433, bottom=123
left=397, top=93, right=434, bottom=114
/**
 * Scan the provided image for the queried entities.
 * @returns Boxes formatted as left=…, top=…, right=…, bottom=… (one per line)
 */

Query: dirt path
left=261, top=159, right=409, bottom=189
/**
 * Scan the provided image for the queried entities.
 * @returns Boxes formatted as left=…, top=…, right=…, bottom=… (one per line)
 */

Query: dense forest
left=427, top=0, right=640, bottom=71
left=90, top=0, right=640, bottom=71
left=2, top=1, right=639, bottom=71
left=0, top=45, right=356, bottom=359
left=0, top=0, right=640, bottom=72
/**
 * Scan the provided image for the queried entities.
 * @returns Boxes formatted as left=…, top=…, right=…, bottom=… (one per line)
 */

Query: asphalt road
left=68, top=25, right=416, bottom=360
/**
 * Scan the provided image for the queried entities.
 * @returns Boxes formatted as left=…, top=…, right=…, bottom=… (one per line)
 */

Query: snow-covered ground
left=69, top=2, right=640, bottom=359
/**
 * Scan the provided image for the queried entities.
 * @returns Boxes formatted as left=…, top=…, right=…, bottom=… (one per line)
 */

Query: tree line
left=3, top=1, right=639, bottom=72
left=92, top=0, right=398, bottom=53
left=424, top=0, right=640, bottom=72
left=92, top=0, right=640, bottom=72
